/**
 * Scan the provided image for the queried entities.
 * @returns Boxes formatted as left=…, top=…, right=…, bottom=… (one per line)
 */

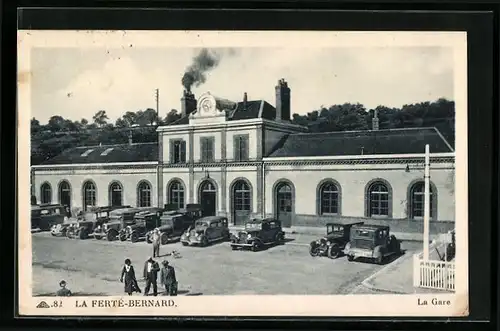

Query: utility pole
left=423, top=144, right=430, bottom=260
left=155, top=88, right=160, bottom=125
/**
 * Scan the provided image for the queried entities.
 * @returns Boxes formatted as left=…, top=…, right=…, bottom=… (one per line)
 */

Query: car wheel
left=107, top=230, right=117, bottom=241
left=376, top=255, right=383, bottom=265
left=130, top=232, right=139, bottom=243
left=276, top=233, right=285, bottom=245
left=182, top=242, right=189, bottom=246
left=327, top=245, right=341, bottom=259
left=161, top=233, right=169, bottom=245
left=146, top=235, right=152, bottom=244
left=201, top=236, right=209, bottom=247
left=94, top=235, right=102, bottom=240
left=251, top=242, right=259, bottom=252
left=347, top=255, right=355, bottom=262
left=66, top=230, right=73, bottom=239
left=79, top=228, right=88, bottom=240
left=119, top=234, right=127, bottom=242
left=309, top=242, right=320, bottom=257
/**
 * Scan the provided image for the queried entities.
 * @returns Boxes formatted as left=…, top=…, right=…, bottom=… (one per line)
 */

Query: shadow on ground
left=34, top=292, right=108, bottom=297
left=351, top=250, right=406, bottom=266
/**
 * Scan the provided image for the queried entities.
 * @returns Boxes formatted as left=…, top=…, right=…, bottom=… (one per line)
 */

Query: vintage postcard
left=17, top=30, right=468, bottom=317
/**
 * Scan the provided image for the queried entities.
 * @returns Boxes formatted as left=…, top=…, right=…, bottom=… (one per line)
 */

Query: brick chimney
left=372, top=108, right=379, bottom=131
left=275, top=78, right=291, bottom=121
left=181, top=89, right=197, bottom=116
left=243, top=92, right=248, bottom=110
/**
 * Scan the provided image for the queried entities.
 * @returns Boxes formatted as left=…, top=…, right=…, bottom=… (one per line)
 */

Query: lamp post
left=423, top=144, right=431, bottom=260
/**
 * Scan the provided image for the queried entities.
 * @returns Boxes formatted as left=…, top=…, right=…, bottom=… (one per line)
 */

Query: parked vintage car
left=31, top=204, right=67, bottom=231
left=146, top=210, right=197, bottom=245
left=180, top=216, right=230, bottom=247
left=120, top=208, right=164, bottom=243
left=94, top=207, right=146, bottom=241
left=67, top=205, right=131, bottom=239
left=344, top=224, right=402, bottom=264
left=50, top=219, right=78, bottom=237
left=230, top=218, right=285, bottom=251
left=309, top=221, right=364, bottom=258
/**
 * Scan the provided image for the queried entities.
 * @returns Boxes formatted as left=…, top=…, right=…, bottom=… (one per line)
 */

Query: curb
left=360, top=242, right=439, bottom=294
left=360, top=252, right=414, bottom=294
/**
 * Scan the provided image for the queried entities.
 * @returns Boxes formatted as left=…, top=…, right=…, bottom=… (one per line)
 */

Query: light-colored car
left=180, top=216, right=230, bottom=247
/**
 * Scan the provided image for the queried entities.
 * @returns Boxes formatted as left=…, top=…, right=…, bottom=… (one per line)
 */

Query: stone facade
left=31, top=85, right=456, bottom=234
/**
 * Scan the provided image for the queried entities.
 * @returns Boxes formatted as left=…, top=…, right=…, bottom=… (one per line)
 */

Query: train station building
left=31, top=79, right=456, bottom=233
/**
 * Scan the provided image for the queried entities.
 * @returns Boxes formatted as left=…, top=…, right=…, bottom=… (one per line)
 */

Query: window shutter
left=181, top=140, right=187, bottom=163
left=200, top=137, right=207, bottom=162
left=233, top=136, right=240, bottom=161
left=169, top=139, right=174, bottom=163
left=209, top=137, right=215, bottom=161
left=242, top=135, right=249, bottom=160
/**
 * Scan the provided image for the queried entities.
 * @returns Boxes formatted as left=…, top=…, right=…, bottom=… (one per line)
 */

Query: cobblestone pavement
left=31, top=232, right=422, bottom=296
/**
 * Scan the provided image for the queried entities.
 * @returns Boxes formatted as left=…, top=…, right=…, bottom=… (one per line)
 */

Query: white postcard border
left=17, top=30, right=468, bottom=317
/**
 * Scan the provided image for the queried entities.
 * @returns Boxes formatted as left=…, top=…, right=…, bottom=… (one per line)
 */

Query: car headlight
left=326, top=241, right=331, bottom=246
left=247, top=234, right=251, bottom=239
left=103, top=224, right=108, bottom=230
left=96, top=225, right=101, bottom=229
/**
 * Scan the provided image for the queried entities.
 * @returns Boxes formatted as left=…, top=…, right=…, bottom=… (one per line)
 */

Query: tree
left=162, top=109, right=182, bottom=125
left=121, top=111, right=138, bottom=127
left=92, top=110, right=109, bottom=127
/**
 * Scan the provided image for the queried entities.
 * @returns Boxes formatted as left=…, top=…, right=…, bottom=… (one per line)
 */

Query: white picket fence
left=412, top=239, right=455, bottom=292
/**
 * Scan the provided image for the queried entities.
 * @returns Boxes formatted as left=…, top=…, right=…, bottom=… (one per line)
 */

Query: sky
left=30, top=46, right=454, bottom=124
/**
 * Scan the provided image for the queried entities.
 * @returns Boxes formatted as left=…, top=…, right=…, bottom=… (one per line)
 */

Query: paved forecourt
left=31, top=232, right=422, bottom=296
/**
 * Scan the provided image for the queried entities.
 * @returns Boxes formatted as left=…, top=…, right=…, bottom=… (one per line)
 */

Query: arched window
left=319, top=182, right=340, bottom=215
left=40, top=182, right=52, bottom=204
left=168, top=180, right=185, bottom=209
left=109, top=182, right=123, bottom=207
left=82, top=181, right=96, bottom=211
left=233, top=180, right=251, bottom=213
left=137, top=181, right=152, bottom=207
left=368, top=182, right=390, bottom=217
left=58, top=180, right=71, bottom=208
left=410, top=182, right=435, bottom=219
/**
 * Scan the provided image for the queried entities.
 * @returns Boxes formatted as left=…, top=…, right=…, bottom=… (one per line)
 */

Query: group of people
left=120, top=257, right=177, bottom=296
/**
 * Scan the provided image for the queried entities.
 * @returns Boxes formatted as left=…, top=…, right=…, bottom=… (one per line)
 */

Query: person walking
left=143, top=256, right=160, bottom=296
left=152, top=228, right=161, bottom=258
left=160, top=260, right=178, bottom=296
left=120, top=259, right=141, bottom=296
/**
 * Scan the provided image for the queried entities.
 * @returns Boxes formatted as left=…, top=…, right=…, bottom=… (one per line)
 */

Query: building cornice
left=32, top=161, right=158, bottom=171
left=32, top=155, right=455, bottom=172
left=263, top=152, right=455, bottom=162
left=263, top=157, right=455, bottom=166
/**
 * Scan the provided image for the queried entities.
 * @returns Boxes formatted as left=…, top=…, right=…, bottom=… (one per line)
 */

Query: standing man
left=143, top=256, right=160, bottom=296
left=160, top=260, right=177, bottom=296
left=152, top=228, right=161, bottom=258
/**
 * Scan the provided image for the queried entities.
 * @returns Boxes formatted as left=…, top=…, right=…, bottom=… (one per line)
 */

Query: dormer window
left=80, top=149, right=94, bottom=157
left=100, top=148, right=114, bottom=156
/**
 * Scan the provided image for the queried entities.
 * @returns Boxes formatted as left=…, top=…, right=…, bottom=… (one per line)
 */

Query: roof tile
left=40, top=142, right=158, bottom=165
left=266, top=127, right=454, bottom=157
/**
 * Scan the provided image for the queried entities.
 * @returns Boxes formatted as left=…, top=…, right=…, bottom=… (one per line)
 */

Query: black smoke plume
left=181, top=48, right=223, bottom=92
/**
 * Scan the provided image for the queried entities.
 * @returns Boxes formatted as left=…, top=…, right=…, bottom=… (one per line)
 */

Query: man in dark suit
left=143, top=257, right=160, bottom=296
left=160, top=260, right=177, bottom=296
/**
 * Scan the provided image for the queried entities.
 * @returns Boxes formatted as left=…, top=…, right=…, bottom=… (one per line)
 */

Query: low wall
left=218, top=211, right=454, bottom=235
